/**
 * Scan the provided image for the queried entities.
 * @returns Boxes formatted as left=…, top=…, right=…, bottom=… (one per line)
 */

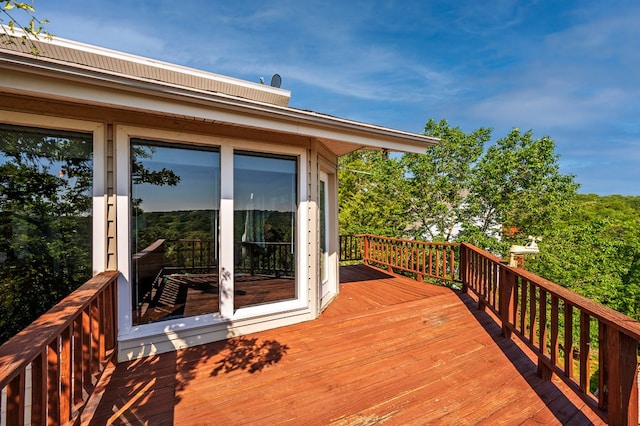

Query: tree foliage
left=1, top=1, right=51, bottom=55
left=0, top=129, right=183, bottom=344
left=401, top=118, right=490, bottom=242
left=338, top=150, right=408, bottom=237
left=338, top=118, right=639, bottom=321
left=463, top=128, right=579, bottom=252
left=527, top=195, right=640, bottom=320
left=0, top=128, right=92, bottom=343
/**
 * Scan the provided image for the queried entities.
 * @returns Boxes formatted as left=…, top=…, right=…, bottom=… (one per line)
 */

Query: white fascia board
left=0, top=57, right=438, bottom=153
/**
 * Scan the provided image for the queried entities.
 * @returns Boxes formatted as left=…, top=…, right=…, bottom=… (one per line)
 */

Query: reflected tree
left=0, top=127, right=92, bottom=343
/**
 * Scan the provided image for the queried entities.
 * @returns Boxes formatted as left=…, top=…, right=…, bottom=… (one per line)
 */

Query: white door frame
left=319, top=171, right=337, bottom=309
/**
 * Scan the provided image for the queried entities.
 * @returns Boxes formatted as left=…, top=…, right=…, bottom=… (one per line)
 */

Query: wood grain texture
left=87, top=265, right=606, bottom=425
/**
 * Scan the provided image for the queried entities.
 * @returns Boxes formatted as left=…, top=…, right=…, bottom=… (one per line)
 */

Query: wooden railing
left=340, top=235, right=639, bottom=424
left=358, top=234, right=458, bottom=282
left=460, top=243, right=639, bottom=425
left=339, top=234, right=364, bottom=262
left=0, top=271, right=119, bottom=425
left=237, top=241, right=295, bottom=277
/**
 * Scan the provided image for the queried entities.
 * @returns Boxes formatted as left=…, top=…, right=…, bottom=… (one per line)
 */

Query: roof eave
left=0, top=48, right=438, bottom=154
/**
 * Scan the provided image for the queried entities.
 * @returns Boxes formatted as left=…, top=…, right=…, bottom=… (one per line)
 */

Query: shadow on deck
left=86, top=265, right=604, bottom=425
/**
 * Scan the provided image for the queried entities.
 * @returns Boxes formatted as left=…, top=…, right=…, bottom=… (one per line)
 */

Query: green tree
left=528, top=195, right=640, bottom=320
left=402, top=118, right=490, bottom=242
left=463, top=128, right=579, bottom=252
left=0, top=130, right=183, bottom=343
left=1, top=1, right=51, bottom=55
left=338, top=150, right=408, bottom=237
left=0, top=127, right=92, bottom=343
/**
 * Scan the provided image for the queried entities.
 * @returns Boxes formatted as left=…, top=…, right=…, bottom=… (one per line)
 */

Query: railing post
left=499, top=265, right=513, bottom=339
left=606, top=329, right=639, bottom=426
left=362, top=235, right=370, bottom=265
left=6, top=371, right=25, bottom=426
left=460, top=245, right=468, bottom=293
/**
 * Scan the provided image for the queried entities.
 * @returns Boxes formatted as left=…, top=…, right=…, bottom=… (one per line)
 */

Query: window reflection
left=131, top=140, right=220, bottom=324
left=0, top=125, right=92, bottom=343
left=234, top=151, right=297, bottom=309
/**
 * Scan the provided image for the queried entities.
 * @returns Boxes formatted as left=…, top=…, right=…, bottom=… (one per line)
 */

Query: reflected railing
left=132, top=239, right=295, bottom=323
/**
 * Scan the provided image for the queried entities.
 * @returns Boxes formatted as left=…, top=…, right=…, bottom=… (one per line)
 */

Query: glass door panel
left=233, top=151, right=297, bottom=309
left=319, top=174, right=329, bottom=298
left=131, top=140, right=220, bottom=324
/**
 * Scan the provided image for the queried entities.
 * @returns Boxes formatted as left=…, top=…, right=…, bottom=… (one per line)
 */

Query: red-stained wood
left=512, top=273, right=519, bottom=326
left=98, top=293, right=106, bottom=363
left=6, top=370, right=25, bottom=426
left=520, top=277, right=527, bottom=333
left=73, top=315, right=83, bottom=405
left=607, top=328, right=639, bottom=425
left=47, top=340, right=60, bottom=425
left=564, top=303, right=574, bottom=379
left=599, top=322, right=608, bottom=411
left=60, top=326, right=72, bottom=423
left=540, top=289, right=548, bottom=357
left=82, top=307, right=92, bottom=395
left=580, top=312, right=591, bottom=394
left=31, top=350, right=46, bottom=426
left=86, top=265, right=606, bottom=425
left=91, top=300, right=100, bottom=380
left=0, top=271, right=119, bottom=426
left=0, top=272, right=119, bottom=386
left=360, top=235, right=457, bottom=281
left=550, top=295, right=559, bottom=367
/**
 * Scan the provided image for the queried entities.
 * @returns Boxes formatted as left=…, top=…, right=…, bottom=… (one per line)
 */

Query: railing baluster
left=598, top=322, right=608, bottom=410
left=550, top=295, right=559, bottom=367
left=31, top=350, right=46, bottom=426
left=564, top=303, right=574, bottom=379
left=529, top=282, right=537, bottom=345
left=579, top=312, right=591, bottom=394
left=74, top=315, right=83, bottom=405
left=450, top=248, right=455, bottom=280
left=82, top=306, right=92, bottom=396
left=539, top=289, right=548, bottom=356
left=6, top=369, right=25, bottom=426
left=48, top=338, right=60, bottom=425
left=91, top=300, right=100, bottom=381
left=61, top=326, right=72, bottom=423
left=520, top=280, right=527, bottom=335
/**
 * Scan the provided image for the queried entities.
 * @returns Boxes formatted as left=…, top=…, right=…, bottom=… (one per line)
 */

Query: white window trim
left=115, top=125, right=309, bottom=340
left=0, top=110, right=107, bottom=274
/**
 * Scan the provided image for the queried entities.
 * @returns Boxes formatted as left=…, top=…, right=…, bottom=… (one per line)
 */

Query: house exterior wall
left=317, top=142, right=340, bottom=309
left=0, top=93, right=339, bottom=361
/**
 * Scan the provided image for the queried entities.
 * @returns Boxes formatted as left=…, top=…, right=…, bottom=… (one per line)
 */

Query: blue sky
left=33, top=0, right=640, bottom=195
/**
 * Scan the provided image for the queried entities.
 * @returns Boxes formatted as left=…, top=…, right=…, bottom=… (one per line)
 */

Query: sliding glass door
left=233, top=151, right=297, bottom=309
left=128, top=136, right=302, bottom=325
left=131, top=140, right=220, bottom=324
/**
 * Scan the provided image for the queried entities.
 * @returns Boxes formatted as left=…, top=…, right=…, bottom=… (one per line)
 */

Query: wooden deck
left=86, top=265, right=605, bottom=425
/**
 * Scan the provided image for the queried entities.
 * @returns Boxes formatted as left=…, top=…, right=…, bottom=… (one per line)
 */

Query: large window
left=125, top=131, right=303, bottom=327
left=131, top=140, right=220, bottom=324
left=0, top=124, right=93, bottom=343
left=233, top=151, right=297, bottom=309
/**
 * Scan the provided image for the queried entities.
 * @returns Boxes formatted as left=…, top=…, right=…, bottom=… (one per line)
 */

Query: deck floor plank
left=88, top=265, right=606, bottom=425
